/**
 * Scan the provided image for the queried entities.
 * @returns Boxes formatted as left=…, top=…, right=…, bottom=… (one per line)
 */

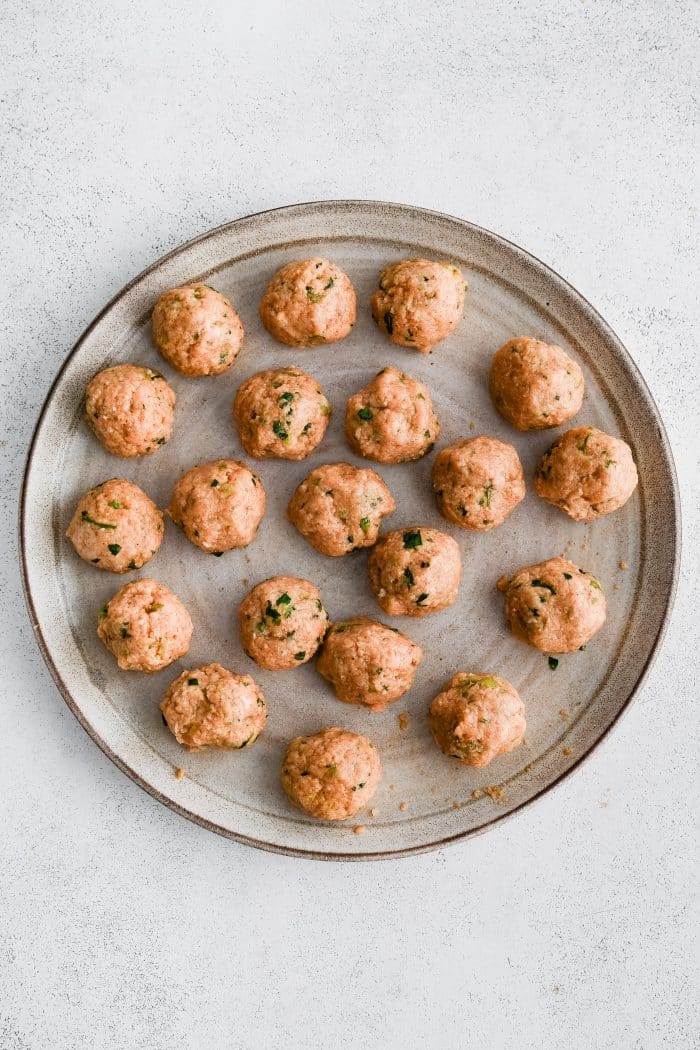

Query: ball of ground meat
left=259, top=258, right=356, bottom=347
left=534, top=426, right=638, bottom=521
left=317, top=617, right=422, bottom=711
left=85, top=364, right=176, bottom=458
left=233, top=366, right=331, bottom=460
left=238, top=576, right=329, bottom=670
left=280, top=727, right=381, bottom=820
left=429, top=672, right=526, bottom=767
left=152, top=283, right=244, bottom=376
left=66, top=479, right=164, bottom=573
left=161, top=663, right=266, bottom=752
left=97, top=579, right=192, bottom=672
left=287, top=462, right=396, bottom=557
left=169, top=460, right=265, bottom=554
left=368, top=526, right=462, bottom=617
left=489, top=337, right=585, bottom=430
left=432, top=436, right=525, bottom=531
left=371, top=258, right=467, bottom=353
left=345, top=366, right=440, bottom=463
left=498, top=556, right=607, bottom=653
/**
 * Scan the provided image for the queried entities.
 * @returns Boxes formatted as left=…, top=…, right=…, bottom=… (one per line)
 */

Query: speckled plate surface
left=20, top=201, right=679, bottom=859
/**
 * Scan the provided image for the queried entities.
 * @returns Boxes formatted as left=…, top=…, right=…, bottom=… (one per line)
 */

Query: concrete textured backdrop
left=1, top=2, right=698, bottom=1048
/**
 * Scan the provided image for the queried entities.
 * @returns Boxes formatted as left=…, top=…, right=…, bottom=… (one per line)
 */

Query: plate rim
left=18, top=199, right=682, bottom=861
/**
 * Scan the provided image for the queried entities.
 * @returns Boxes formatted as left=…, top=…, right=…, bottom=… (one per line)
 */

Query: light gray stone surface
left=1, top=2, right=697, bottom=1047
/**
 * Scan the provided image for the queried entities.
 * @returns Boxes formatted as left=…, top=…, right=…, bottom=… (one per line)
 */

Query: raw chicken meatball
left=498, top=556, right=607, bottom=653
left=281, top=727, right=381, bottom=820
left=429, top=672, right=526, bottom=767
left=371, top=258, right=467, bottom=353
left=97, top=579, right=192, bottom=672
left=345, top=366, right=440, bottom=463
left=368, top=526, right=462, bottom=617
left=66, top=479, right=164, bottom=573
left=432, top=436, right=525, bottom=530
left=238, top=576, right=329, bottom=671
left=169, top=460, right=265, bottom=554
left=233, top=366, right=331, bottom=460
left=317, top=618, right=422, bottom=711
left=85, top=364, right=176, bottom=458
left=259, top=258, right=356, bottom=348
left=161, top=663, right=266, bottom=752
left=287, top=462, right=395, bottom=556
left=489, top=337, right=584, bottom=430
left=534, top=426, right=638, bottom=521
left=152, top=283, right=244, bottom=376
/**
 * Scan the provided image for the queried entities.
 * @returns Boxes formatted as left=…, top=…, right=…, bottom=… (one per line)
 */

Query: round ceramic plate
left=20, top=201, right=679, bottom=859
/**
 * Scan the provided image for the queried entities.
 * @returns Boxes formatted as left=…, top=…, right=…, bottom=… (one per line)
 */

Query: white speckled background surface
left=1, top=2, right=698, bottom=1047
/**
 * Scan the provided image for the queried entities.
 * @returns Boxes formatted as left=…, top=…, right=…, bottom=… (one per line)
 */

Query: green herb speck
left=403, top=530, right=422, bottom=549
left=81, top=512, right=117, bottom=530
left=532, top=579, right=557, bottom=594
left=478, top=483, right=493, bottom=508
